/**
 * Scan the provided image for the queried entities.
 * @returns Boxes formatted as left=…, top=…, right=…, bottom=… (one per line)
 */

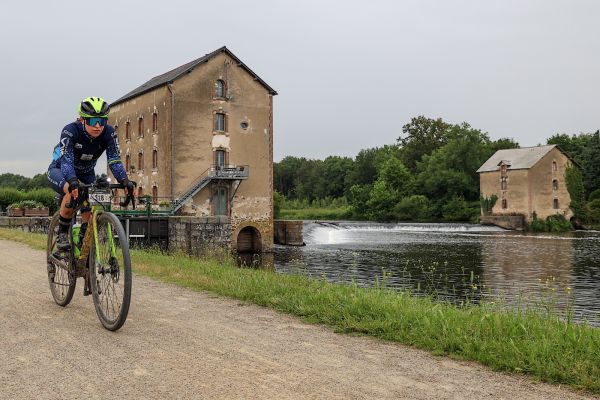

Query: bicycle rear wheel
left=89, top=212, right=132, bottom=331
left=47, top=212, right=76, bottom=306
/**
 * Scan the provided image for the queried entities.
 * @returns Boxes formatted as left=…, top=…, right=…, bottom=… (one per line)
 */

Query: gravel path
left=0, top=239, right=596, bottom=400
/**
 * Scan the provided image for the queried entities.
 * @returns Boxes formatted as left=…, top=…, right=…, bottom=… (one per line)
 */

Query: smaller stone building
left=477, top=145, right=575, bottom=222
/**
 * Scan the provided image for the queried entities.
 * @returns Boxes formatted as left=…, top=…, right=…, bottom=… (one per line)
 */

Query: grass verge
left=2, top=227, right=599, bottom=394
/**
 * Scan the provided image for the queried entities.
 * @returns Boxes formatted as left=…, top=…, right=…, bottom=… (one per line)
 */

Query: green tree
left=316, top=156, right=354, bottom=199
left=397, top=116, right=452, bottom=172
left=416, top=123, right=491, bottom=203
left=565, top=164, right=585, bottom=221
left=345, top=145, right=399, bottom=191
left=393, top=195, right=431, bottom=221
left=581, top=131, right=600, bottom=195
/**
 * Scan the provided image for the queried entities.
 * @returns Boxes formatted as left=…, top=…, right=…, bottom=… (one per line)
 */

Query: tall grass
left=1, top=227, right=599, bottom=394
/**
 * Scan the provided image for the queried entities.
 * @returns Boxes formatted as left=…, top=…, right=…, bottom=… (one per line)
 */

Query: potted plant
left=21, top=200, right=50, bottom=217
left=7, top=202, right=24, bottom=217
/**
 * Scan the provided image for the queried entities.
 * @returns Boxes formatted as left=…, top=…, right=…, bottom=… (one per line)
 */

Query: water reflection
left=272, top=222, right=600, bottom=325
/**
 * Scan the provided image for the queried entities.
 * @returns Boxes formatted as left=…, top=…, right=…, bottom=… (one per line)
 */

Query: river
left=268, top=222, right=600, bottom=325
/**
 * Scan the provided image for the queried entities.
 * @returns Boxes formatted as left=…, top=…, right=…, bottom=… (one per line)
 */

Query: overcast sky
left=1, top=0, right=599, bottom=177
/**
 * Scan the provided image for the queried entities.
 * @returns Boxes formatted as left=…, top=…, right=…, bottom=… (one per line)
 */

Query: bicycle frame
left=76, top=204, right=117, bottom=267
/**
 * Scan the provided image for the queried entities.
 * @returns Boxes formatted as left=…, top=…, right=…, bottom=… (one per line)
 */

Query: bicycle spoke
left=90, top=212, right=131, bottom=330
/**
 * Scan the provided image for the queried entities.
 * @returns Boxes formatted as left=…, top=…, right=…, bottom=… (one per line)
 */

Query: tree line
left=274, top=116, right=600, bottom=222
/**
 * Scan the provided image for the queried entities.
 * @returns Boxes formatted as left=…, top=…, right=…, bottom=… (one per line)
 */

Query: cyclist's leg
left=77, top=172, right=96, bottom=243
left=47, top=164, right=73, bottom=250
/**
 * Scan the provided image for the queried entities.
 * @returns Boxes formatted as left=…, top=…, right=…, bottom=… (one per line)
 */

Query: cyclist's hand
left=121, top=179, right=135, bottom=196
left=68, top=180, right=79, bottom=199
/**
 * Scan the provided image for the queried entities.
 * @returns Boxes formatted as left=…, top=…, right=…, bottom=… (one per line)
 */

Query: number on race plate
left=90, top=193, right=112, bottom=205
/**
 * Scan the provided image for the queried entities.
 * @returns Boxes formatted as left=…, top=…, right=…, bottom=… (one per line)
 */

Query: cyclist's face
left=82, top=118, right=104, bottom=137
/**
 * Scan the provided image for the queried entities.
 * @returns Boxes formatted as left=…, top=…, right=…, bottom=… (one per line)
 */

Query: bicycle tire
left=89, top=211, right=132, bottom=331
left=46, top=212, right=76, bottom=306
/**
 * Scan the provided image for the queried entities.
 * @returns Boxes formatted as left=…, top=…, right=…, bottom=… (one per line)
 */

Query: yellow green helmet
left=78, top=96, right=110, bottom=118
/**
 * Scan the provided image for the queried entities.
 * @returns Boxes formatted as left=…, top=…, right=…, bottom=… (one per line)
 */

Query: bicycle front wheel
left=47, top=212, right=76, bottom=306
left=89, top=212, right=132, bottom=331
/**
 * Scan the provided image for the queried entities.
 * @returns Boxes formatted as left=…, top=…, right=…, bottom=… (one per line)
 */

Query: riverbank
left=1, top=227, right=599, bottom=395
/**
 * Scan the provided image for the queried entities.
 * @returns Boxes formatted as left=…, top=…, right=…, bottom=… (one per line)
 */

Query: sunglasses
left=84, top=117, right=108, bottom=127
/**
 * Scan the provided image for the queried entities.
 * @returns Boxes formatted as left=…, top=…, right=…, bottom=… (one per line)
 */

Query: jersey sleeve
left=106, top=130, right=128, bottom=183
left=58, top=128, right=77, bottom=183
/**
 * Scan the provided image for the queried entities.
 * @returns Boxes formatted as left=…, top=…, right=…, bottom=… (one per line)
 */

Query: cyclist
left=47, top=97, right=134, bottom=251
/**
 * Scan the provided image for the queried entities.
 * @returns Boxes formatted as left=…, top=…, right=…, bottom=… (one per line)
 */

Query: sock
left=79, top=222, right=88, bottom=242
left=59, top=215, right=71, bottom=234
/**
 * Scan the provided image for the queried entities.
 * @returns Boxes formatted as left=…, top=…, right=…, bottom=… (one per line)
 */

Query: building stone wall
left=109, top=86, right=170, bottom=200
left=529, top=147, right=573, bottom=220
left=110, top=49, right=275, bottom=252
left=0, top=217, right=51, bottom=233
left=274, top=220, right=304, bottom=246
left=480, top=215, right=524, bottom=230
left=168, top=216, right=231, bottom=255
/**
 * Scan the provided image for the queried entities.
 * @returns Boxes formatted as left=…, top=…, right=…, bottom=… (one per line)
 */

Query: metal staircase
left=171, top=165, right=249, bottom=214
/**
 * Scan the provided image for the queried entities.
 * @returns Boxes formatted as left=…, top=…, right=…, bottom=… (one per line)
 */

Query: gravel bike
left=46, top=180, right=135, bottom=331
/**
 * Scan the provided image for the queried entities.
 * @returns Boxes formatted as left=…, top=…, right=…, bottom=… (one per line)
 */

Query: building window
left=152, top=185, right=158, bottom=205
left=215, top=80, right=226, bottom=98
left=215, top=149, right=226, bottom=168
left=138, top=151, right=144, bottom=171
left=552, top=161, right=557, bottom=172
left=152, top=112, right=158, bottom=133
left=152, top=148, right=158, bottom=169
left=214, top=113, right=226, bottom=132
left=501, top=178, right=507, bottom=191
left=554, top=198, right=559, bottom=209
left=125, top=154, right=131, bottom=172
left=138, top=116, right=144, bottom=138
left=125, top=121, right=131, bottom=141
left=552, top=179, right=558, bottom=191
left=502, top=199, right=507, bottom=209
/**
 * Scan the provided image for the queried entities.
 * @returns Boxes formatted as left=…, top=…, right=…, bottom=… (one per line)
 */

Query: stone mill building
left=477, top=145, right=575, bottom=229
left=109, top=46, right=277, bottom=252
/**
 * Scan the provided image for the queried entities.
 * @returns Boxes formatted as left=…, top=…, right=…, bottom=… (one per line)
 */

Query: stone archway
left=236, top=226, right=262, bottom=253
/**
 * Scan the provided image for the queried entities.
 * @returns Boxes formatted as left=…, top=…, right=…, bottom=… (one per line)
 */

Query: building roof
left=476, top=145, right=559, bottom=173
left=111, top=46, right=277, bottom=106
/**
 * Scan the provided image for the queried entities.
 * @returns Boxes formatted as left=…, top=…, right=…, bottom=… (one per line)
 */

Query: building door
left=214, top=186, right=228, bottom=216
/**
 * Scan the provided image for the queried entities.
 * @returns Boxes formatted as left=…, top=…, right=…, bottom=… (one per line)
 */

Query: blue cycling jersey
left=50, top=121, right=128, bottom=183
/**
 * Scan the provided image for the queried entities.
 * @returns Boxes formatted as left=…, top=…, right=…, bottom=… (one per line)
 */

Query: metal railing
left=208, top=165, right=249, bottom=179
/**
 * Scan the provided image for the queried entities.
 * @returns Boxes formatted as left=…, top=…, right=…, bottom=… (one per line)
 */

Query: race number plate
left=90, top=193, right=112, bottom=205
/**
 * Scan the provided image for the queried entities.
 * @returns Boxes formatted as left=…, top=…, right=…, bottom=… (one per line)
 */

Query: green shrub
left=586, top=199, right=600, bottom=224
left=479, top=194, right=498, bottom=216
left=545, top=214, right=573, bottom=232
left=26, top=188, right=57, bottom=212
left=442, top=196, right=478, bottom=222
left=528, top=212, right=572, bottom=232
left=273, top=191, right=284, bottom=219
left=393, top=195, right=432, bottom=221
left=0, top=188, right=24, bottom=212
left=589, top=189, right=600, bottom=202
left=0, top=187, right=57, bottom=214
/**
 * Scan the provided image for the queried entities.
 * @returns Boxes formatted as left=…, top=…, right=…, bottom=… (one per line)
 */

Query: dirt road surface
left=0, top=240, right=595, bottom=399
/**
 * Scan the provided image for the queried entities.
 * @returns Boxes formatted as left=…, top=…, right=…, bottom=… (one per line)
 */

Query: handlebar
left=65, top=180, right=137, bottom=210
